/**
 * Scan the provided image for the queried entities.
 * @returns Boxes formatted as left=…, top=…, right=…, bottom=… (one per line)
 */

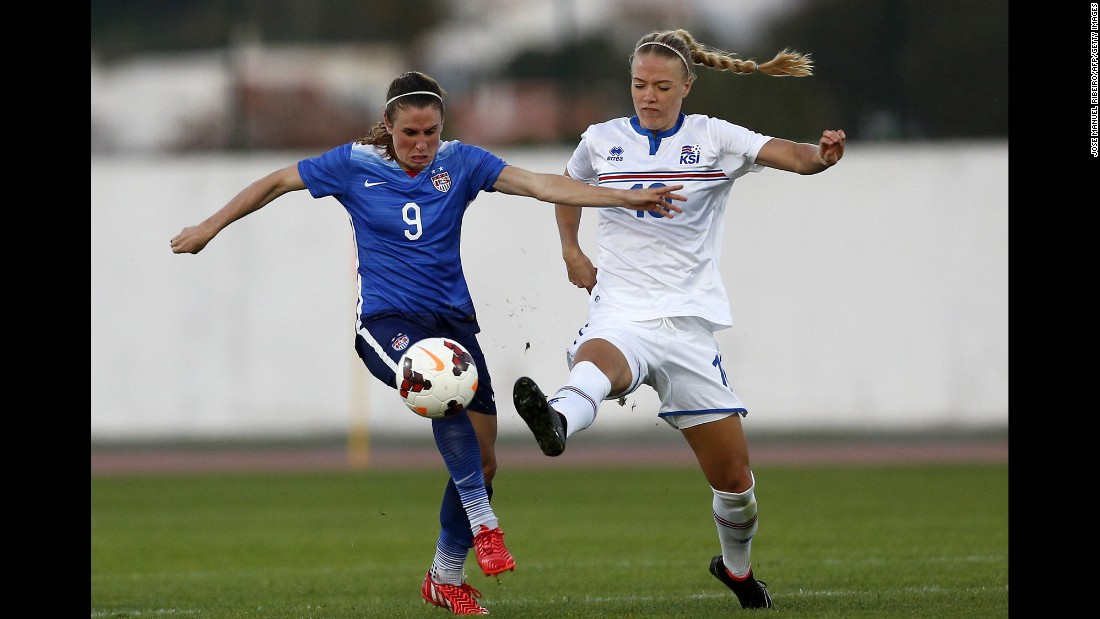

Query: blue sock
left=432, top=412, right=495, bottom=533
left=440, top=479, right=495, bottom=550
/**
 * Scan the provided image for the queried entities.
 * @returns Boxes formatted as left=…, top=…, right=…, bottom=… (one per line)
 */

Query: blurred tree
left=91, top=0, right=1008, bottom=147
left=498, top=25, right=839, bottom=144
left=761, top=0, right=1008, bottom=140
left=496, top=36, right=635, bottom=144
left=91, top=0, right=443, bottom=62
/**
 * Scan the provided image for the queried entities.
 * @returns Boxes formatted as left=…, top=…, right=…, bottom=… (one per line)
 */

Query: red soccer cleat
left=421, top=571, right=489, bottom=615
left=472, top=525, right=516, bottom=577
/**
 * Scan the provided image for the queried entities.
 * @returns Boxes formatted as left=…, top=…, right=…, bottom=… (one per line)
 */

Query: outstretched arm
left=491, top=166, right=685, bottom=217
left=170, top=164, right=306, bottom=254
left=755, top=129, right=846, bottom=175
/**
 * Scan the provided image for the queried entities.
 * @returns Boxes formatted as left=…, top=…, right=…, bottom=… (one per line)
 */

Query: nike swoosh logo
left=419, top=346, right=445, bottom=371
left=363, top=180, right=388, bottom=188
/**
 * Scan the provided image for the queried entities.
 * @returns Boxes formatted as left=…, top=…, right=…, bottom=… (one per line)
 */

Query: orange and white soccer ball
left=398, top=337, right=479, bottom=419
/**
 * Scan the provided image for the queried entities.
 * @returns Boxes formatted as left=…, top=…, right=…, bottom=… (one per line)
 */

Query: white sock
left=469, top=517, right=498, bottom=537
left=712, top=473, right=759, bottom=578
left=549, top=361, right=611, bottom=438
left=430, top=564, right=465, bottom=585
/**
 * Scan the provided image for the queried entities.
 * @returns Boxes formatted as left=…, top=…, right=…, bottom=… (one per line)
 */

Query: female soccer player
left=170, top=70, right=684, bottom=616
left=512, top=29, right=846, bottom=610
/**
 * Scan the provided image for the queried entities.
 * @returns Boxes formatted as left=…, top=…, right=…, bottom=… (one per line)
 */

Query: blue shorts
left=354, top=312, right=498, bottom=415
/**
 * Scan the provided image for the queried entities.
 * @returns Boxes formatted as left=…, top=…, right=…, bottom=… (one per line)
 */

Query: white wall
left=90, top=142, right=1008, bottom=441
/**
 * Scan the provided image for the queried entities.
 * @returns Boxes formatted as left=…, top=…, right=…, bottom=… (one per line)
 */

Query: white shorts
left=566, top=315, right=747, bottom=430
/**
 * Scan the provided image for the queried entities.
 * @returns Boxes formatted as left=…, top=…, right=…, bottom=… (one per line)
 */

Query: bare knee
left=574, top=339, right=632, bottom=393
left=708, top=466, right=754, bottom=494
left=682, top=416, right=754, bottom=492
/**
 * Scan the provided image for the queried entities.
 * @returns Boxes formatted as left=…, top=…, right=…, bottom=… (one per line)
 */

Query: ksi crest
left=431, top=169, right=452, bottom=193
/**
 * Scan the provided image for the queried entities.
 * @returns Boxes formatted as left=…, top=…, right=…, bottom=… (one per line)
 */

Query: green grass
left=91, top=463, right=1007, bottom=618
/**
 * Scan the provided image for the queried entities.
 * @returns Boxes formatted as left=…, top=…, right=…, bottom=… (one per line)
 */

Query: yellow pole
left=348, top=362, right=370, bottom=469
left=347, top=246, right=370, bottom=470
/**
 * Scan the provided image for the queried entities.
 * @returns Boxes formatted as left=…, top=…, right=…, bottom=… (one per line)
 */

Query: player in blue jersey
left=512, top=29, right=846, bottom=610
left=170, top=70, right=684, bottom=616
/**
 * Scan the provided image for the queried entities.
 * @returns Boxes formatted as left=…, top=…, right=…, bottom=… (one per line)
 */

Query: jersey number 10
left=631, top=183, right=674, bottom=218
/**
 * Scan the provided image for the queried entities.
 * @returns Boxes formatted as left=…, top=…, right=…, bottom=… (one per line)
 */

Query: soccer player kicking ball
left=171, top=71, right=683, bottom=616
left=514, top=28, right=846, bottom=611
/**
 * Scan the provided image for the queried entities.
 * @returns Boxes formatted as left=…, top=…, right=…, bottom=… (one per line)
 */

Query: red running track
left=90, top=437, right=1007, bottom=475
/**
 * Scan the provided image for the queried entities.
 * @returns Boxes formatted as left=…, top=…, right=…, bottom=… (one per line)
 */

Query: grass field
left=91, top=462, right=1008, bottom=618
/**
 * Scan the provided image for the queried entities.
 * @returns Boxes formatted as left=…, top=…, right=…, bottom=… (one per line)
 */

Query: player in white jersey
left=513, top=29, right=846, bottom=610
left=171, top=71, right=684, bottom=616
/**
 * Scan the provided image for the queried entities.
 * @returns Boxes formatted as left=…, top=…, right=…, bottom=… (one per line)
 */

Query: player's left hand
left=563, top=247, right=597, bottom=293
left=818, top=129, right=846, bottom=166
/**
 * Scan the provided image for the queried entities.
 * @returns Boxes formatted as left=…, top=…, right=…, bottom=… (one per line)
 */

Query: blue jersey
left=298, top=140, right=508, bottom=328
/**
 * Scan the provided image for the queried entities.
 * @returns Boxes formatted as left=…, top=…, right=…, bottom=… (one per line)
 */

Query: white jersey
left=567, top=113, right=772, bottom=329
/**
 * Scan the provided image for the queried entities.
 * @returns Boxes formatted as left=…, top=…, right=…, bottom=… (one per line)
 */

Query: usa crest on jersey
left=391, top=333, right=411, bottom=351
left=431, top=170, right=452, bottom=192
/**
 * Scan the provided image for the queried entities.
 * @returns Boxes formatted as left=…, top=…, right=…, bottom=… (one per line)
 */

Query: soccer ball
left=398, top=337, right=479, bottom=419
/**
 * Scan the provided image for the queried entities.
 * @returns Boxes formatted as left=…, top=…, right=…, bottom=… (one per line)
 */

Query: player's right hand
left=170, top=225, right=214, bottom=254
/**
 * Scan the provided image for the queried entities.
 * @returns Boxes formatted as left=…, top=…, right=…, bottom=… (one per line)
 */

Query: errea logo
left=607, top=145, right=624, bottom=162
